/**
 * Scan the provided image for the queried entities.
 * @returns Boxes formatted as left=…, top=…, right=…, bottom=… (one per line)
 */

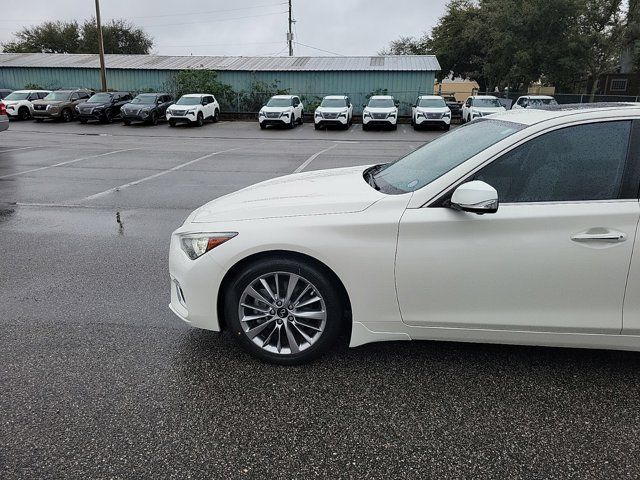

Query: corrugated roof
left=0, top=53, right=440, bottom=72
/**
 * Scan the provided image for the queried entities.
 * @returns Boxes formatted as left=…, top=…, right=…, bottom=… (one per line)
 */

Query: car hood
left=190, top=165, right=383, bottom=223
left=3, top=100, right=23, bottom=106
left=261, top=106, right=293, bottom=113
left=33, top=100, right=66, bottom=106
left=316, top=107, right=348, bottom=113
left=365, top=107, right=397, bottom=114
left=417, top=107, right=449, bottom=113
left=472, top=107, right=505, bottom=113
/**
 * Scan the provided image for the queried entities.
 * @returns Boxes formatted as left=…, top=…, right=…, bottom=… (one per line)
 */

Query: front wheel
left=225, top=258, right=344, bottom=365
left=61, top=108, right=73, bottom=123
left=18, top=107, right=31, bottom=121
left=196, top=112, right=204, bottom=127
left=169, top=120, right=176, bottom=127
left=149, top=111, right=158, bottom=126
left=259, top=122, right=266, bottom=130
left=289, top=115, right=295, bottom=129
left=298, top=111, right=304, bottom=124
left=123, top=119, right=131, bottom=126
left=212, top=109, right=220, bottom=123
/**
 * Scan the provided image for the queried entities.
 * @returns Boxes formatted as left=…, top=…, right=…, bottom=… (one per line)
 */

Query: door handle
left=571, top=229, right=627, bottom=243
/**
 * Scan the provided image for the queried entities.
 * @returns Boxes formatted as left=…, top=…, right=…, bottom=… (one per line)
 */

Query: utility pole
left=287, top=0, right=293, bottom=56
left=95, top=0, right=107, bottom=91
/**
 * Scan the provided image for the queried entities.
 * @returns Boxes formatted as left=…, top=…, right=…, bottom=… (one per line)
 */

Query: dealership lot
left=2, top=120, right=640, bottom=479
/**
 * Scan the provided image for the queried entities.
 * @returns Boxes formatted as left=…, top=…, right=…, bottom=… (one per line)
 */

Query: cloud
left=0, top=0, right=448, bottom=56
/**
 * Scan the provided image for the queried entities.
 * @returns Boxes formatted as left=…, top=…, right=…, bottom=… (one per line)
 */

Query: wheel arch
left=216, top=249, right=352, bottom=334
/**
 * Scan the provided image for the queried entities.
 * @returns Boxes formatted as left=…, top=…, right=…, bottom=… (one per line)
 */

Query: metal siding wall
left=0, top=67, right=435, bottom=114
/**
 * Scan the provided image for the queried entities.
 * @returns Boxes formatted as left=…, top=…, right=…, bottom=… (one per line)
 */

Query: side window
left=28, top=93, right=38, bottom=101
left=465, top=98, right=472, bottom=107
left=39, top=92, right=48, bottom=99
left=70, top=93, right=79, bottom=101
left=208, top=96, right=215, bottom=104
left=346, top=97, right=351, bottom=107
left=473, top=121, right=632, bottom=203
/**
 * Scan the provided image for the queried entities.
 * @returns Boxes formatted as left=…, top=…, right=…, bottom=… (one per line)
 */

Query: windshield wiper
left=364, top=164, right=384, bottom=191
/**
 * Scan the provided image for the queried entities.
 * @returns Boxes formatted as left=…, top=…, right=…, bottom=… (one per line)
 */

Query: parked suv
left=362, top=95, right=398, bottom=130
left=167, top=94, right=220, bottom=127
left=411, top=95, right=451, bottom=130
left=461, top=95, right=506, bottom=123
left=2, top=90, right=51, bottom=120
left=121, top=93, right=173, bottom=126
left=258, top=95, right=304, bottom=129
left=314, top=95, right=353, bottom=130
left=31, top=89, right=93, bottom=122
left=442, top=95, right=463, bottom=119
left=512, top=95, right=558, bottom=109
left=76, top=91, right=132, bottom=123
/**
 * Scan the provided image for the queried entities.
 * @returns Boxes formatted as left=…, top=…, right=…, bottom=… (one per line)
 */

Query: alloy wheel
left=238, top=272, right=327, bottom=355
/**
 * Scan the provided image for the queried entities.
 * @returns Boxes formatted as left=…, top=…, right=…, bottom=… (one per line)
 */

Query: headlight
left=315, top=111, right=322, bottom=117
left=280, top=111, right=290, bottom=117
left=388, top=112, right=396, bottom=118
left=363, top=110, right=370, bottom=118
left=179, top=232, right=237, bottom=260
left=443, top=111, right=451, bottom=117
left=259, top=110, right=265, bottom=117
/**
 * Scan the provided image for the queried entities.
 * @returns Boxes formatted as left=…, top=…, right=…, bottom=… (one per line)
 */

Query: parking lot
left=2, top=119, right=640, bottom=479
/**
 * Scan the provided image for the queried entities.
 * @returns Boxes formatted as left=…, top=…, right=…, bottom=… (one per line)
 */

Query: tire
left=224, top=257, right=344, bottom=365
left=169, top=120, right=176, bottom=127
left=260, top=122, right=266, bottom=130
left=443, top=124, right=451, bottom=131
left=104, top=110, right=113, bottom=124
left=123, top=119, right=131, bottom=126
left=314, top=123, right=321, bottom=130
left=289, top=115, right=295, bottom=129
left=61, top=108, right=72, bottom=123
left=362, top=124, right=369, bottom=131
left=18, top=107, right=30, bottom=121
left=391, top=123, right=398, bottom=131
left=150, top=111, right=158, bottom=126
left=298, top=111, right=304, bottom=125
left=196, top=112, right=204, bottom=127
left=212, top=109, right=220, bottom=123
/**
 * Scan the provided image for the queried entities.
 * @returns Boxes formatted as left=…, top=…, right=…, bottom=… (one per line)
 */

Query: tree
left=382, top=0, right=627, bottom=93
left=1, top=18, right=153, bottom=54
left=164, top=70, right=235, bottom=110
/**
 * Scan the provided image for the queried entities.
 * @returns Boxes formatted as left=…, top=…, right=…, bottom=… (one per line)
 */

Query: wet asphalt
left=1, top=119, right=640, bottom=479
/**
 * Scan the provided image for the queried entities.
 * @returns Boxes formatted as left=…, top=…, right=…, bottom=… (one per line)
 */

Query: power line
left=157, top=41, right=282, bottom=48
left=293, top=41, right=344, bottom=56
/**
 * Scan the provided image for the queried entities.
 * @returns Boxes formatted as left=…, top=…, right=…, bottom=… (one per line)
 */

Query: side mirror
left=451, top=181, right=499, bottom=214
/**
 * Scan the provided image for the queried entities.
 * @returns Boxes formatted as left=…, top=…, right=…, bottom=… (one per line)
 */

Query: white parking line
left=293, top=144, right=338, bottom=173
left=0, top=146, right=44, bottom=154
left=0, top=148, right=138, bottom=179
left=81, top=147, right=242, bottom=201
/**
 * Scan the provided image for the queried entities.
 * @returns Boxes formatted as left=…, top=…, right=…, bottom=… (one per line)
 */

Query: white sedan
left=170, top=104, right=640, bottom=364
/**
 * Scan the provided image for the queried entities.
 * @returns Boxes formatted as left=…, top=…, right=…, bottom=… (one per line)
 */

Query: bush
left=237, top=79, right=289, bottom=113
left=165, top=69, right=234, bottom=108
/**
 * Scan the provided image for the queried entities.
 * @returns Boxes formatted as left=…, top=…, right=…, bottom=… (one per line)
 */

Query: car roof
left=13, top=89, right=50, bottom=93
left=418, top=95, right=443, bottom=99
left=323, top=95, right=348, bottom=99
left=521, top=95, right=554, bottom=99
left=181, top=93, right=210, bottom=97
left=470, top=95, right=499, bottom=99
left=488, top=102, right=640, bottom=126
left=370, top=95, right=394, bottom=99
left=272, top=95, right=295, bottom=99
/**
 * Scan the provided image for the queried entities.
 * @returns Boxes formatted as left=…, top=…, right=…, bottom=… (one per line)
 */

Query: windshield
left=176, top=96, right=201, bottom=105
left=44, top=91, right=71, bottom=101
left=418, top=98, right=446, bottom=108
left=368, top=98, right=395, bottom=108
left=266, top=98, right=292, bottom=107
left=87, top=93, right=113, bottom=103
left=474, top=98, right=503, bottom=108
left=528, top=98, right=558, bottom=106
left=131, top=95, right=157, bottom=105
left=320, top=98, right=347, bottom=108
left=4, top=92, right=30, bottom=101
left=371, top=119, right=525, bottom=194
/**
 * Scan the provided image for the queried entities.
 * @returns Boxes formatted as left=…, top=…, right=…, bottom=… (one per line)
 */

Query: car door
left=205, top=96, right=214, bottom=117
left=160, top=95, right=172, bottom=115
left=395, top=119, right=639, bottom=334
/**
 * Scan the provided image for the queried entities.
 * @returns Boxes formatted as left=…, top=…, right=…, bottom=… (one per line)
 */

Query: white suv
left=259, top=95, right=304, bottom=129
left=512, top=95, right=558, bottom=109
left=314, top=95, right=353, bottom=130
left=2, top=90, right=51, bottom=120
left=166, top=94, right=220, bottom=127
left=462, top=95, right=506, bottom=123
left=411, top=95, right=451, bottom=131
left=362, top=95, right=398, bottom=130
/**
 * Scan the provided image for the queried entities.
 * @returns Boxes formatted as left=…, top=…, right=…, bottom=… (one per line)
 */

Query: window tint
left=473, top=121, right=632, bottom=202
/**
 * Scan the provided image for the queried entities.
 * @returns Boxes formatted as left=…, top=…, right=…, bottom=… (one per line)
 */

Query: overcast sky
left=0, top=0, right=448, bottom=56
